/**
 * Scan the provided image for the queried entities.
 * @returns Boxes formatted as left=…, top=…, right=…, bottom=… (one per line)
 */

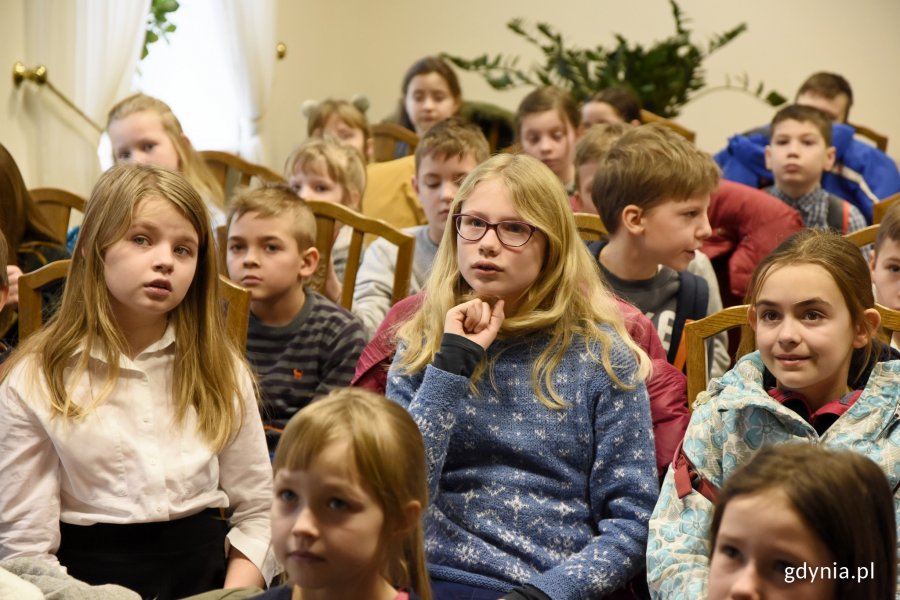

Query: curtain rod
left=12, top=62, right=104, bottom=134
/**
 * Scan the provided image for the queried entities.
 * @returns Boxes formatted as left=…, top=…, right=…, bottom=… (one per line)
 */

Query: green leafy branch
left=142, top=0, right=179, bottom=60
left=443, top=0, right=784, bottom=118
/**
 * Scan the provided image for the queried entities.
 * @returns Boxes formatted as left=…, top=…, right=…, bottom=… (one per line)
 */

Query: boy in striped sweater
left=226, top=184, right=365, bottom=451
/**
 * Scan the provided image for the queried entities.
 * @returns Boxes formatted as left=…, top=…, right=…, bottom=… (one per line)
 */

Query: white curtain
left=24, top=0, right=148, bottom=196
left=218, top=0, right=277, bottom=164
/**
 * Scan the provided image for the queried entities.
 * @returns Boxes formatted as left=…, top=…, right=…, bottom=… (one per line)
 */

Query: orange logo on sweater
left=293, top=368, right=304, bottom=380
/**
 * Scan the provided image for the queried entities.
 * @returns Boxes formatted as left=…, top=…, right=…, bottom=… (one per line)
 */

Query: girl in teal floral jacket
left=647, top=229, right=900, bottom=599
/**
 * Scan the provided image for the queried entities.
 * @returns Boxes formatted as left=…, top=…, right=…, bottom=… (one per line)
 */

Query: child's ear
left=869, top=250, right=878, bottom=273
left=824, top=145, right=837, bottom=171
left=392, top=500, right=422, bottom=538
left=347, top=189, right=362, bottom=212
left=299, top=246, right=320, bottom=279
left=365, top=138, right=375, bottom=163
left=855, top=308, right=882, bottom=349
left=621, top=204, right=645, bottom=235
left=747, top=305, right=758, bottom=333
left=411, top=174, right=420, bottom=197
left=764, top=145, right=773, bottom=171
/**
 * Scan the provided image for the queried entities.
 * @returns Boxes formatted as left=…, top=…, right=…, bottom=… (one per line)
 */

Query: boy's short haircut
left=574, top=123, right=630, bottom=190
left=588, top=87, right=642, bottom=123
left=284, top=138, right=367, bottom=203
left=228, top=183, right=317, bottom=251
left=593, top=123, right=720, bottom=235
left=515, top=86, right=581, bottom=140
left=575, top=122, right=630, bottom=168
left=770, top=104, right=833, bottom=146
left=0, top=230, right=8, bottom=287
left=797, top=72, right=853, bottom=116
left=414, top=116, right=490, bottom=172
left=875, top=201, right=900, bottom=253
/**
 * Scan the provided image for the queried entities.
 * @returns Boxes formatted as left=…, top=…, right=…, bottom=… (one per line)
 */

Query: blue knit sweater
left=386, top=330, right=658, bottom=600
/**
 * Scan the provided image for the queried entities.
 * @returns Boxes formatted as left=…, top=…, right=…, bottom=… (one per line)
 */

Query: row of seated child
left=2, top=58, right=900, bottom=599
left=3, top=147, right=900, bottom=599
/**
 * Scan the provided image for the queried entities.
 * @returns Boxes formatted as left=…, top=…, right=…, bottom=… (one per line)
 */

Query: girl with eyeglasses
left=386, top=153, right=657, bottom=600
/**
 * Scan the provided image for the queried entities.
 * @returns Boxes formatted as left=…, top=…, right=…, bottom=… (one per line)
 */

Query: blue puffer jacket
left=646, top=352, right=900, bottom=599
left=714, top=123, right=900, bottom=223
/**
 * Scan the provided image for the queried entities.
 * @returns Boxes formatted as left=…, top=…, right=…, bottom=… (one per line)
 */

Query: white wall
left=3, top=0, right=900, bottom=187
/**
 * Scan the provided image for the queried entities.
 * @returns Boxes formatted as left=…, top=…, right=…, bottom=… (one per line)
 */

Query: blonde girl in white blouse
left=0, top=164, right=274, bottom=599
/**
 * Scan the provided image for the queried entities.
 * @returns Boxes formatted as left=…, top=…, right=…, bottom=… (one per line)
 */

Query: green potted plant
left=444, top=0, right=785, bottom=118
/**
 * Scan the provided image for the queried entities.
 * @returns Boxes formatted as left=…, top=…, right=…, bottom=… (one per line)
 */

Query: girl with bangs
left=0, top=165, right=273, bottom=599
left=387, top=153, right=658, bottom=599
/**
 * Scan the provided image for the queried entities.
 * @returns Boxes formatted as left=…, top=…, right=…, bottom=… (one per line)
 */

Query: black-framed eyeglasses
left=453, top=213, right=540, bottom=248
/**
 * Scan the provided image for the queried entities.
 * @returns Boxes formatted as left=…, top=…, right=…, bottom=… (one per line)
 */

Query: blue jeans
left=431, top=579, right=506, bottom=600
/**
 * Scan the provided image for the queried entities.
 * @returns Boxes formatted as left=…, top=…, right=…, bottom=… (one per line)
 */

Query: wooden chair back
left=574, top=213, right=607, bottom=242
left=218, top=275, right=251, bottom=349
left=848, top=122, right=888, bottom=152
left=17, top=260, right=251, bottom=349
left=200, top=151, right=284, bottom=203
left=684, top=305, right=752, bottom=410
left=30, top=188, right=88, bottom=241
left=844, top=224, right=879, bottom=248
left=371, top=124, right=419, bottom=163
left=640, top=110, right=696, bottom=143
left=873, top=192, right=900, bottom=225
left=17, top=259, right=71, bottom=341
left=306, top=200, right=415, bottom=310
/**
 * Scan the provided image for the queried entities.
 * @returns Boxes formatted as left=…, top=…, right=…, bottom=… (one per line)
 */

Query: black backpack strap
left=668, top=271, right=709, bottom=364
left=826, top=194, right=849, bottom=234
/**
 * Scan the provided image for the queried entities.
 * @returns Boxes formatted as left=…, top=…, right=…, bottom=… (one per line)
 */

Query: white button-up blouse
left=0, top=326, right=276, bottom=581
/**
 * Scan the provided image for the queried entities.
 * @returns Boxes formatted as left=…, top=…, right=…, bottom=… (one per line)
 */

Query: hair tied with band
left=301, top=95, right=371, bottom=119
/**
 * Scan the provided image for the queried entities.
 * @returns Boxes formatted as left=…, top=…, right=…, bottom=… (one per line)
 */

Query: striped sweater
left=246, top=290, right=365, bottom=431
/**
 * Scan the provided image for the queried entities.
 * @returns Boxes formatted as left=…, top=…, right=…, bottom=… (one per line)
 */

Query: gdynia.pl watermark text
left=784, top=562, right=875, bottom=584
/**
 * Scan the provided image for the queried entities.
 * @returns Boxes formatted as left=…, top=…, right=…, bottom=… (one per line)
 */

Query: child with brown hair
left=226, top=184, right=365, bottom=451
left=0, top=165, right=274, bottom=599
left=591, top=124, right=728, bottom=375
left=516, top=86, right=580, bottom=194
left=580, top=87, right=642, bottom=130
left=708, top=443, right=896, bottom=600
left=765, top=104, right=866, bottom=234
left=648, top=229, right=900, bottom=598
left=572, top=122, right=631, bottom=215
left=352, top=117, right=490, bottom=338
left=869, top=200, right=900, bottom=347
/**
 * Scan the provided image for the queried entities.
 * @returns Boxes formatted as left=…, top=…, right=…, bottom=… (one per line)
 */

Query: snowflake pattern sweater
left=386, top=330, right=659, bottom=599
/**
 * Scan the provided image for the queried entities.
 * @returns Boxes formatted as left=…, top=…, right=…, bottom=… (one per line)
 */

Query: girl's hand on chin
left=444, top=298, right=505, bottom=350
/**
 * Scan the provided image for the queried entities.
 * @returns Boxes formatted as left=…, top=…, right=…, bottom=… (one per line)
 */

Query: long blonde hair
left=3, top=164, right=246, bottom=451
left=107, top=93, right=225, bottom=210
left=273, top=388, right=431, bottom=600
left=395, top=153, right=651, bottom=408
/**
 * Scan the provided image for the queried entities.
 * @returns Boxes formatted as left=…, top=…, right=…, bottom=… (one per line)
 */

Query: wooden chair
left=200, top=151, right=284, bottom=202
left=17, top=259, right=71, bottom=341
left=684, top=305, right=752, bottom=410
left=218, top=275, right=251, bottom=349
left=30, top=188, right=88, bottom=241
left=371, top=124, right=419, bottom=163
left=640, top=110, right=696, bottom=143
left=306, top=200, right=415, bottom=311
left=849, top=122, right=888, bottom=152
left=873, top=192, right=900, bottom=224
left=844, top=224, right=879, bottom=248
left=574, top=213, right=607, bottom=242
left=17, top=259, right=251, bottom=348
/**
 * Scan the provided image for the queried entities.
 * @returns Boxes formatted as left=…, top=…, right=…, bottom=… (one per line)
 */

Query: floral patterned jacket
left=646, top=351, right=900, bottom=599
